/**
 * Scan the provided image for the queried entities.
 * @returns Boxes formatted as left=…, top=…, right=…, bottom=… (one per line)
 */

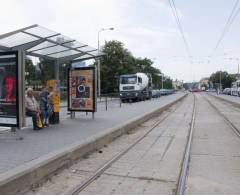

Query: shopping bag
left=36, top=113, right=43, bottom=128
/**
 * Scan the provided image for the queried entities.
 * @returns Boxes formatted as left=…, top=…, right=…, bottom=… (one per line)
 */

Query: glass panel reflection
left=48, top=50, right=79, bottom=58
left=24, top=26, right=57, bottom=38
left=33, top=45, right=68, bottom=55
left=27, top=41, right=56, bottom=52
left=0, top=32, right=39, bottom=47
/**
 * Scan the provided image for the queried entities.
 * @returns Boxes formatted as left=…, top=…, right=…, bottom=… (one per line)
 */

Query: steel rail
left=67, top=95, right=187, bottom=195
left=203, top=94, right=240, bottom=137
left=175, top=94, right=196, bottom=195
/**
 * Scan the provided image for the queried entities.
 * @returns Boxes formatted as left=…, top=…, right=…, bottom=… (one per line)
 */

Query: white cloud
left=0, top=0, right=195, bottom=81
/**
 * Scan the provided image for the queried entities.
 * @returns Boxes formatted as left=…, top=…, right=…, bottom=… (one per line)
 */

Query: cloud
left=0, top=0, right=193, bottom=81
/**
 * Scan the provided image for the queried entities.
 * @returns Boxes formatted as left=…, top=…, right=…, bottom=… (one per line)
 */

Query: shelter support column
left=18, top=50, right=26, bottom=128
left=54, top=60, right=59, bottom=81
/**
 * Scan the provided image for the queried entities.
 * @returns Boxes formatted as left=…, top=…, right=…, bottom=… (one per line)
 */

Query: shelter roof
left=0, top=24, right=103, bottom=62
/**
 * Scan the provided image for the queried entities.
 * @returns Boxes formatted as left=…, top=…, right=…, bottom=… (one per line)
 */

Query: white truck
left=119, top=73, right=152, bottom=102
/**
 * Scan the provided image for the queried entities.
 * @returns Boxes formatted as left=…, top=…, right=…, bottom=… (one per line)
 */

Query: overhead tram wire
left=168, top=0, right=192, bottom=63
left=212, top=0, right=240, bottom=55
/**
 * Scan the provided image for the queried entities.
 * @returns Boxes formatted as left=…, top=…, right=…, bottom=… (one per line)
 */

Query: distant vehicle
left=191, top=88, right=202, bottom=92
left=119, top=73, right=152, bottom=102
left=231, top=80, right=240, bottom=96
left=152, top=89, right=161, bottom=98
left=206, top=88, right=216, bottom=92
left=159, top=89, right=175, bottom=95
left=223, top=88, right=231, bottom=95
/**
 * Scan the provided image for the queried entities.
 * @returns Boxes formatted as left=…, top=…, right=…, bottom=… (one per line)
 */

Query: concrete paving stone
left=191, top=137, right=240, bottom=157
left=186, top=155, right=240, bottom=195
left=80, top=174, right=176, bottom=195
left=185, top=93, right=240, bottom=195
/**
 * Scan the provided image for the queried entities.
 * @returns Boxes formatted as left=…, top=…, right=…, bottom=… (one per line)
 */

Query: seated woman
left=25, top=88, right=41, bottom=130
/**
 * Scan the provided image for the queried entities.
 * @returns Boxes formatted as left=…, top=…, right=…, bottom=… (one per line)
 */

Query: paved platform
left=0, top=93, right=185, bottom=175
left=185, top=93, right=240, bottom=195
left=207, top=92, right=240, bottom=106
left=25, top=94, right=194, bottom=195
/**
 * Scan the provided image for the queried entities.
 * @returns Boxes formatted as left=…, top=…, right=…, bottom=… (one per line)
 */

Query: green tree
left=135, top=58, right=162, bottom=88
left=163, top=77, right=173, bottom=89
left=38, top=58, right=55, bottom=84
left=100, top=40, right=136, bottom=93
left=25, top=57, right=41, bottom=86
left=209, top=71, right=235, bottom=89
left=99, top=40, right=173, bottom=93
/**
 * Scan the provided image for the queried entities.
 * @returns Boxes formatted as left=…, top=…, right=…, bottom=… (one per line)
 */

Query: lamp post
left=157, top=73, right=164, bottom=89
left=97, top=27, right=114, bottom=97
left=160, top=74, right=164, bottom=89
left=219, top=70, right=222, bottom=92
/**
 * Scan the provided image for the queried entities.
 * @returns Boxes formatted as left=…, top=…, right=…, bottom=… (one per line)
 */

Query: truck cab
left=119, top=73, right=152, bottom=102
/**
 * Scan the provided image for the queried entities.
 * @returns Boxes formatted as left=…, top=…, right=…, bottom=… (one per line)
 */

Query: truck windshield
left=120, top=76, right=137, bottom=84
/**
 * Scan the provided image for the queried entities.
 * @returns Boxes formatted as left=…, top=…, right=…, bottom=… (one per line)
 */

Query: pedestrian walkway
left=0, top=93, right=185, bottom=174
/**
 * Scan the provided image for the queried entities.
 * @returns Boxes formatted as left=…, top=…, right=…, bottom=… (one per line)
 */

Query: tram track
left=175, top=94, right=196, bottom=195
left=202, top=94, right=240, bottom=138
left=67, top=97, right=184, bottom=195
left=66, top=94, right=196, bottom=195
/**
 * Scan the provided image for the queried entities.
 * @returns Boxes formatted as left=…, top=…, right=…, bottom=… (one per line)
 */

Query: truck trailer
left=119, top=73, right=152, bottom=102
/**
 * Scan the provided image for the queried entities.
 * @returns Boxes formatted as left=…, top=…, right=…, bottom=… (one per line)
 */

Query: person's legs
left=40, top=107, right=46, bottom=125
left=26, top=111, right=37, bottom=130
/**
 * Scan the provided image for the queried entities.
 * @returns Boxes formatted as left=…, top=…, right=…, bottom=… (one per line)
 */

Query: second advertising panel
left=68, top=67, right=95, bottom=112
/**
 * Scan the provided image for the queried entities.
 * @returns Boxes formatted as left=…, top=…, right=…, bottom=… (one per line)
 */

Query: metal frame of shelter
left=0, top=24, right=103, bottom=128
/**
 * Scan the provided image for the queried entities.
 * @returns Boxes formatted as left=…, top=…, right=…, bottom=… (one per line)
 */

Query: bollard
left=70, top=111, right=75, bottom=119
left=105, top=96, right=108, bottom=111
left=11, top=127, right=16, bottom=132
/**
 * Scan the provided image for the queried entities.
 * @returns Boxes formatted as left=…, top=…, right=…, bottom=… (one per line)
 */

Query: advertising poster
left=0, top=51, right=19, bottom=126
left=68, top=67, right=95, bottom=112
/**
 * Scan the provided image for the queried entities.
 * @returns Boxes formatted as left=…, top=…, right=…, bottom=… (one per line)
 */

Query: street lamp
left=97, top=27, right=114, bottom=97
left=160, top=74, right=164, bottom=89
left=157, top=73, right=164, bottom=89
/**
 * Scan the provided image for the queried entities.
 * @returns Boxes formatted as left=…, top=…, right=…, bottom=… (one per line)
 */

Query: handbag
left=36, top=113, right=43, bottom=128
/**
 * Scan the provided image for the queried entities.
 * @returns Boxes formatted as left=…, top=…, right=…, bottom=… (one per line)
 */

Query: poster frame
left=0, top=51, right=19, bottom=127
left=67, top=66, right=96, bottom=112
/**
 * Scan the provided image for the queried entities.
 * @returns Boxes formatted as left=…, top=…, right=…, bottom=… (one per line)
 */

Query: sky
left=0, top=0, right=240, bottom=82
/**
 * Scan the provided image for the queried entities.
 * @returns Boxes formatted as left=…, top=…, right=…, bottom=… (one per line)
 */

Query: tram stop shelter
left=0, top=24, right=103, bottom=128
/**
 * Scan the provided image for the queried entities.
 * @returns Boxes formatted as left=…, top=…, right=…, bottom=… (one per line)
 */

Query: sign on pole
left=0, top=51, right=19, bottom=127
left=68, top=67, right=96, bottom=112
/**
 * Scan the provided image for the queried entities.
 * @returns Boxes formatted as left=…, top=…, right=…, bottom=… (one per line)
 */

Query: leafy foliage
left=209, top=71, right=236, bottom=89
left=100, top=40, right=173, bottom=93
left=25, top=40, right=174, bottom=92
left=25, top=57, right=41, bottom=85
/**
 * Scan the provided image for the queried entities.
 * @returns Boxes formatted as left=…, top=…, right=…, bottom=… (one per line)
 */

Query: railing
left=99, top=93, right=121, bottom=111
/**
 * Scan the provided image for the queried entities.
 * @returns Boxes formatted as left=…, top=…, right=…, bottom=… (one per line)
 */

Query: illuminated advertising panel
left=0, top=51, right=19, bottom=126
left=68, top=67, right=95, bottom=112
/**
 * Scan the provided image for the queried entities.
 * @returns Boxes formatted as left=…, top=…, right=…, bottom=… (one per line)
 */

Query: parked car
left=223, top=88, right=231, bottom=95
left=231, top=80, right=240, bottom=96
left=206, top=88, right=216, bottom=92
left=159, top=89, right=175, bottom=95
left=151, top=89, right=161, bottom=98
